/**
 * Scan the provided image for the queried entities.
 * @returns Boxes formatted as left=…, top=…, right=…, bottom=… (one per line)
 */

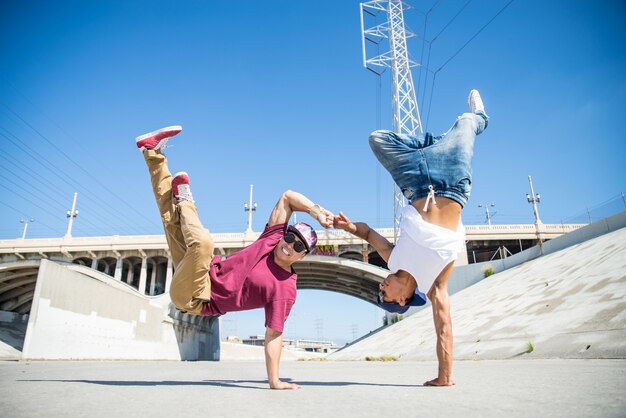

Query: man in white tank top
left=335, top=89, right=489, bottom=387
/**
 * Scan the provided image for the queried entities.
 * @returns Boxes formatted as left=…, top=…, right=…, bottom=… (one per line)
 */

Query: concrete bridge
left=2, top=215, right=614, bottom=362
left=0, top=223, right=584, bottom=316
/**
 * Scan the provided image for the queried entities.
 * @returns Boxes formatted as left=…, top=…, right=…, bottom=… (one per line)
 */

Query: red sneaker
left=136, top=125, right=182, bottom=150
left=172, top=172, right=194, bottom=203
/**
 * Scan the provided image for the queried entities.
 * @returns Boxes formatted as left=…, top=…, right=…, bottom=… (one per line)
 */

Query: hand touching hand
left=333, top=212, right=356, bottom=234
left=317, top=208, right=334, bottom=229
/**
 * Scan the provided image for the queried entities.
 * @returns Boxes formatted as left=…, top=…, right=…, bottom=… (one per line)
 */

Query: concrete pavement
left=1, top=359, right=625, bottom=417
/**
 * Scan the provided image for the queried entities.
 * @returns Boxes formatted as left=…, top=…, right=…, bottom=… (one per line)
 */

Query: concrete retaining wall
left=398, top=211, right=626, bottom=318
left=21, top=260, right=219, bottom=360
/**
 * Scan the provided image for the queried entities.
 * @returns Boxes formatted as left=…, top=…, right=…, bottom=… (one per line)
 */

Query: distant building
left=224, top=335, right=242, bottom=343
left=236, top=335, right=340, bottom=353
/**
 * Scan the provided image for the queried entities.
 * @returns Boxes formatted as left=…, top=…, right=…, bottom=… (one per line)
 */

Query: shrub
left=365, top=355, right=398, bottom=361
left=482, top=265, right=495, bottom=278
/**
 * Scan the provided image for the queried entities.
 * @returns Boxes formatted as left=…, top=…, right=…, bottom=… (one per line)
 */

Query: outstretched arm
left=264, top=327, right=300, bottom=390
left=268, top=190, right=333, bottom=228
left=425, top=261, right=455, bottom=387
left=333, top=212, right=394, bottom=262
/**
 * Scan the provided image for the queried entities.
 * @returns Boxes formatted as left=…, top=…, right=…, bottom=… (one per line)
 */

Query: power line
left=0, top=183, right=71, bottom=231
left=0, top=167, right=72, bottom=210
left=434, top=0, right=514, bottom=74
left=0, top=131, right=147, bottom=235
left=0, top=101, right=162, bottom=230
left=0, top=172, right=116, bottom=236
left=419, top=0, right=473, bottom=117
left=0, top=154, right=149, bottom=235
left=0, top=201, right=61, bottom=235
left=0, top=128, right=154, bottom=234
left=419, top=0, right=514, bottom=130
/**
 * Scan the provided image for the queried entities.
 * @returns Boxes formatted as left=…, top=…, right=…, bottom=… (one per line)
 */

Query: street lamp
left=243, top=184, right=257, bottom=233
left=526, top=176, right=542, bottom=225
left=65, top=192, right=79, bottom=238
left=526, top=175, right=543, bottom=247
left=478, top=203, right=496, bottom=226
left=20, top=218, right=35, bottom=239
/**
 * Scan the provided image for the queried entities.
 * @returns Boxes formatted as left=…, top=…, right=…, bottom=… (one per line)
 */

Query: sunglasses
left=378, top=290, right=413, bottom=305
left=378, top=290, right=387, bottom=303
left=284, top=232, right=308, bottom=253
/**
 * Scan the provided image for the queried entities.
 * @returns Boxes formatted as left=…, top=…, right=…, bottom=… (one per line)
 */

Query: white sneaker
left=468, top=89, right=485, bottom=115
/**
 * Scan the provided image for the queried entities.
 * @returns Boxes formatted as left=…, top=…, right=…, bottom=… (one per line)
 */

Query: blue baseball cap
left=377, top=289, right=427, bottom=314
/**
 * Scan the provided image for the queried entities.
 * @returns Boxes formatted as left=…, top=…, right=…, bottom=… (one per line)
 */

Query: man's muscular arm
left=334, top=212, right=394, bottom=262
left=425, top=261, right=456, bottom=387
left=264, top=327, right=300, bottom=390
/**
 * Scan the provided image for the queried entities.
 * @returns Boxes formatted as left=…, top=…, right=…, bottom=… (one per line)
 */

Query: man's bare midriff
left=411, top=196, right=462, bottom=232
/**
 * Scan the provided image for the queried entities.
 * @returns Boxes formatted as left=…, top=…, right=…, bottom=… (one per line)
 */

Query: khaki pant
left=144, top=150, right=213, bottom=315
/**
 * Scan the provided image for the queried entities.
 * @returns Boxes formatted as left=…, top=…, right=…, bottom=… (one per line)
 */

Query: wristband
left=309, top=204, right=322, bottom=219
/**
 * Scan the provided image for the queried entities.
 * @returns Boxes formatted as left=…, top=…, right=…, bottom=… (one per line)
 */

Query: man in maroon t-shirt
left=137, top=125, right=333, bottom=390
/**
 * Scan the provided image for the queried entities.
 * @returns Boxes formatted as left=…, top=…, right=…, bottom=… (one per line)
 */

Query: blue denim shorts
left=369, top=112, right=488, bottom=208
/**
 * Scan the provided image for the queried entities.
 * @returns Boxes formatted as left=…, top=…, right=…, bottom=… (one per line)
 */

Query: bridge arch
left=96, top=257, right=117, bottom=276
left=337, top=250, right=363, bottom=261
left=145, top=256, right=168, bottom=296
left=72, top=257, right=93, bottom=267
left=121, top=256, right=142, bottom=290
left=293, top=255, right=387, bottom=305
left=0, top=260, right=40, bottom=314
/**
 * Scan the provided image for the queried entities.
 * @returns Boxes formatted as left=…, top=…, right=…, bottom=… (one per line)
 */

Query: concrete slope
left=329, top=227, right=626, bottom=360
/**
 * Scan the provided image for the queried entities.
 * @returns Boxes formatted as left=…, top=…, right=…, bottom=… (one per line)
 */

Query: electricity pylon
left=360, top=0, right=423, bottom=242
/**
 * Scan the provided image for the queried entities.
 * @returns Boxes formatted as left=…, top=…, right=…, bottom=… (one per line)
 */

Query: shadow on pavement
left=18, top=379, right=423, bottom=389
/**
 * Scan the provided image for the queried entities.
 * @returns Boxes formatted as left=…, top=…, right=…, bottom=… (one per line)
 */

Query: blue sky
left=1, top=0, right=624, bottom=344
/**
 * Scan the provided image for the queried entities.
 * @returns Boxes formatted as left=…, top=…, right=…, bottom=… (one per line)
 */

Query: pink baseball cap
left=287, top=222, right=317, bottom=253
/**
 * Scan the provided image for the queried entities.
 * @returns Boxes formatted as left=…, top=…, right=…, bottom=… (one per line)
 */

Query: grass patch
left=365, top=356, right=398, bottom=362
left=526, top=342, right=535, bottom=353
left=482, top=265, right=495, bottom=278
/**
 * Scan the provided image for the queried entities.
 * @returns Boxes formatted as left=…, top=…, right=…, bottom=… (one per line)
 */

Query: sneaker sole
left=135, top=125, right=182, bottom=143
left=467, top=90, right=484, bottom=114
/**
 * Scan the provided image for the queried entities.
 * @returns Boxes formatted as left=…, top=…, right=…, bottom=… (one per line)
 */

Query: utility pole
left=526, top=176, right=542, bottom=225
left=20, top=218, right=35, bottom=239
left=526, top=176, right=542, bottom=245
left=315, top=317, right=324, bottom=341
left=243, top=184, right=257, bottom=234
left=478, top=203, right=496, bottom=226
left=65, top=192, right=79, bottom=238
left=361, top=0, right=422, bottom=242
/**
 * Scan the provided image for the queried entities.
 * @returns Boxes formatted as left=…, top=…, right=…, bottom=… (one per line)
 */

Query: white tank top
left=387, top=205, right=465, bottom=294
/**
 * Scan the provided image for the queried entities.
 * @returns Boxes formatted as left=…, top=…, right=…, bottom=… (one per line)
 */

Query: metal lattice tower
left=360, top=0, right=423, bottom=242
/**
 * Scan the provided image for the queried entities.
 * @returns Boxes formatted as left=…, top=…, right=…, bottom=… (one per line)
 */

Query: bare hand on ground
left=424, top=377, right=455, bottom=387
left=270, top=380, right=301, bottom=390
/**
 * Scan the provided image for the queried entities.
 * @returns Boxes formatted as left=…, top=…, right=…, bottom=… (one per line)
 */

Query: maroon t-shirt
left=201, top=223, right=297, bottom=332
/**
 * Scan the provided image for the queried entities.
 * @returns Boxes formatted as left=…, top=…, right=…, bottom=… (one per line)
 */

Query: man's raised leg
left=137, top=126, right=187, bottom=270
left=168, top=174, right=214, bottom=315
